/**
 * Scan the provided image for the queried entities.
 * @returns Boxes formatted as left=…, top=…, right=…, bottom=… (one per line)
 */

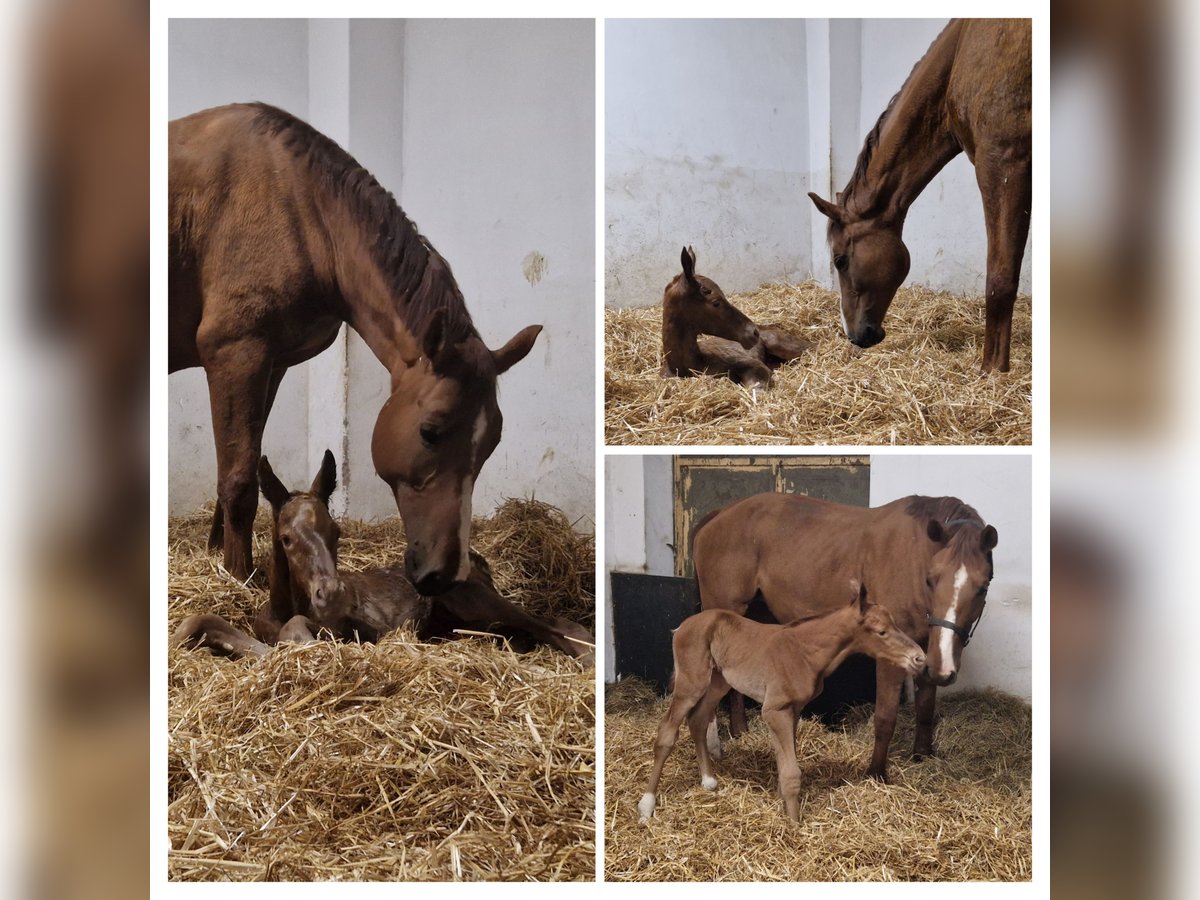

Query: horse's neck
left=662, top=305, right=705, bottom=372
left=846, top=26, right=964, bottom=226
left=785, top=606, right=859, bottom=674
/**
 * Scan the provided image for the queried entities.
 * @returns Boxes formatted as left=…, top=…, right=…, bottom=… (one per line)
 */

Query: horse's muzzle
left=406, top=548, right=457, bottom=596
left=921, top=666, right=957, bottom=687
left=851, top=323, right=885, bottom=348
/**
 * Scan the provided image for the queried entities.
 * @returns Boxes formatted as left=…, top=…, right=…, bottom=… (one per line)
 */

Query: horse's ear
left=311, top=449, right=337, bottom=505
left=680, top=245, right=697, bottom=282
left=492, top=324, right=543, bottom=374
left=980, top=525, right=998, bottom=552
left=808, top=192, right=845, bottom=224
left=927, top=520, right=947, bottom=544
left=423, top=308, right=448, bottom=366
left=258, top=456, right=290, bottom=512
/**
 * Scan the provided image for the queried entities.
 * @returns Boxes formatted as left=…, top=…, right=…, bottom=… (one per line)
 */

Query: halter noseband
left=926, top=609, right=983, bottom=647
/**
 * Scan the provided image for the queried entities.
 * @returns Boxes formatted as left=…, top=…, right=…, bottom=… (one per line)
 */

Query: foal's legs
left=687, top=671, right=731, bottom=790
left=913, top=680, right=939, bottom=760
left=208, top=366, right=287, bottom=551
left=173, top=614, right=270, bottom=659
left=762, top=703, right=803, bottom=821
left=200, top=340, right=274, bottom=580
left=867, top=663, right=906, bottom=782
left=638, top=664, right=713, bottom=822
left=976, top=152, right=1032, bottom=373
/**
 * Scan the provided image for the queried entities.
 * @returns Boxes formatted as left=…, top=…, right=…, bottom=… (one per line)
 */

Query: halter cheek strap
left=926, top=605, right=985, bottom=647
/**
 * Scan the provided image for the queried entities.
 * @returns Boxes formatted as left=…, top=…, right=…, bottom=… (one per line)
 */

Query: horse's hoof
left=866, top=769, right=889, bottom=784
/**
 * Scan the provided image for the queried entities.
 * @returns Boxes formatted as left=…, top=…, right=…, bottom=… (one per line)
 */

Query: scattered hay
left=168, top=500, right=595, bottom=881
left=605, top=281, right=1032, bottom=445
left=605, top=680, right=1031, bottom=882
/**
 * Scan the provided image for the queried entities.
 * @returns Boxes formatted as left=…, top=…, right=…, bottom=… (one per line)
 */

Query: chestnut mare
left=662, top=247, right=810, bottom=389
left=693, top=493, right=996, bottom=782
left=638, top=585, right=924, bottom=822
left=173, top=451, right=594, bottom=662
left=808, top=19, right=1031, bottom=372
left=169, top=103, right=541, bottom=589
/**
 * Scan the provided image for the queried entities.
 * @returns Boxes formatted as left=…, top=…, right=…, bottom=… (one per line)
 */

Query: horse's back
left=947, top=19, right=1032, bottom=157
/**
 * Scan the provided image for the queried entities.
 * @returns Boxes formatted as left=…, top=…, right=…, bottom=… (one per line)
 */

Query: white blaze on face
left=937, top=564, right=969, bottom=677
left=455, top=410, right=489, bottom=581
left=840, top=299, right=851, bottom=340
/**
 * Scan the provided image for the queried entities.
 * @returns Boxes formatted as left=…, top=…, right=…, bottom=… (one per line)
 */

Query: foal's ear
left=927, top=520, right=947, bottom=544
left=980, top=525, right=998, bottom=552
left=310, top=449, right=337, bottom=505
left=850, top=581, right=869, bottom=613
left=258, top=456, right=291, bottom=512
left=808, top=192, right=845, bottom=224
left=680, top=245, right=698, bottom=282
left=492, top=324, right=543, bottom=374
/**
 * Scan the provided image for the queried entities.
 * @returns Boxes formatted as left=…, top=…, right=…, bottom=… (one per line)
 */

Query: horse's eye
left=420, top=424, right=440, bottom=447
left=280, top=534, right=291, bottom=547
left=834, top=254, right=849, bottom=271
left=926, top=577, right=935, bottom=590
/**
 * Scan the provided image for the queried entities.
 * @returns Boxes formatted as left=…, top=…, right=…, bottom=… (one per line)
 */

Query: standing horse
left=638, top=586, right=924, bottom=822
left=808, top=19, right=1031, bottom=372
left=692, top=493, right=996, bottom=782
left=169, top=103, right=541, bottom=588
left=662, top=247, right=811, bottom=389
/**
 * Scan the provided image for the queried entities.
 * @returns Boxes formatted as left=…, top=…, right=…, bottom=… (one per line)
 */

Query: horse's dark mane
left=835, top=21, right=955, bottom=229
left=247, top=103, right=484, bottom=359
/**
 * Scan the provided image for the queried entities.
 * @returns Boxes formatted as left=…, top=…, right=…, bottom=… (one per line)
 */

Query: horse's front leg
left=199, top=339, right=274, bottom=580
left=434, top=582, right=595, bottom=661
left=867, top=663, right=906, bottom=782
left=976, top=153, right=1032, bottom=373
left=208, top=366, right=288, bottom=551
left=762, top=704, right=802, bottom=821
left=913, top=679, right=938, bottom=760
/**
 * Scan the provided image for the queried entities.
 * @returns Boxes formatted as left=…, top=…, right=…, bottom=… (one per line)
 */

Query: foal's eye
left=280, top=534, right=291, bottom=547
left=834, top=254, right=849, bottom=271
left=419, top=424, right=440, bottom=447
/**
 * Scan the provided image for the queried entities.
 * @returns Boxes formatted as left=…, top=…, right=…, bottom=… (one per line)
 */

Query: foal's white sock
left=637, top=792, right=656, bottom=822
left=701, top=775, right=718, bottom=791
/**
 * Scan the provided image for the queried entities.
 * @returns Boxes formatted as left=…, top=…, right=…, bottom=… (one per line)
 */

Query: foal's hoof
left=637, top=792, right=656, bottom=823
left=701, top=776, right=718, bottom=792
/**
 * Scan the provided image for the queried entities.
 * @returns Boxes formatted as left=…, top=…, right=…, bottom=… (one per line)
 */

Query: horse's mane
left=835, top=21, right=957, bottom=227
left=248, top=103, right=484, bottom=361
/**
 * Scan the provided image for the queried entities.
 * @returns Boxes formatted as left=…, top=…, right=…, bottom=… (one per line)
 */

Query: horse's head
left=921, top=519, right=998, bottom=685
left=849, top=583, right=926, bottom=677
left=807, top=193, right=910, bottom=349
left=663, top=246, right=760, bottom=349
left=259, top=451, right=341, bottom=620
left=371, top=310, right=541, bottom=595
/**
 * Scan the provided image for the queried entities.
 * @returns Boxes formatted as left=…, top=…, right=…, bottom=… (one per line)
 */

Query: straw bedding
left=167, top=499, right=595, bottom=881
left=604, top=679, right=1031, bottom=882
left=605, top=281, right=1032, bottom=445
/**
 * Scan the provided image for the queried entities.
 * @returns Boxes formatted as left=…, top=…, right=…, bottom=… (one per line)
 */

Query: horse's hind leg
left=208, top=366, right=287, bottom=551
left=200, top=340, right=274, bottom=580
left=687, top=670, right=731, bottom=789
left=639, top=669, right=708, bottom=823
left=976, top=153, right=1032, bottom=373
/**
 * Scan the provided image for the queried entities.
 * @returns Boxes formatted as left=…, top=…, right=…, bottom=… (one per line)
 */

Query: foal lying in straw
left=661, top=246, right=811, bottom=389
left=174, top=452, right=594, bottom=662
left=638, top=585, right=925, bottom=822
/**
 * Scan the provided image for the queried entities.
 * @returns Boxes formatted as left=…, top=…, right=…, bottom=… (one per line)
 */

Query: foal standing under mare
left=661, top=247, right=811, bottom=389
left=174, top=452, right=594, bottom=662
left=692, top=493, right=996, bottom=782
left=638, top=586, right=925, bottom=822
left=807, top=19, right=1031, bottom=372
left=170, top=103, right=541, bottom=589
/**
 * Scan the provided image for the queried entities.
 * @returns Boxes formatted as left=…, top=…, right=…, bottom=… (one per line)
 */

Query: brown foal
left=173, top=452, right=594, bottom=662
left=661, top=246, right=810, bottom=389
left=638, top=586, right=924, bottom=823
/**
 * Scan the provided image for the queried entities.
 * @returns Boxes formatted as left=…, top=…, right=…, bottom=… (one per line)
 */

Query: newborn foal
left=638, top=585, right=925, bottom=822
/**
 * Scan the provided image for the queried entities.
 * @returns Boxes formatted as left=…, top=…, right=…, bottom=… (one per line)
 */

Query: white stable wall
left=168, top=19, right=595, bottom=528
left=605, top=18, right=1033, bottom=308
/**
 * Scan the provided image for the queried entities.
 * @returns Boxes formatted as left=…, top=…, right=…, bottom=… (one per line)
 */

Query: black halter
left=926, top=608, right=983, bottom=647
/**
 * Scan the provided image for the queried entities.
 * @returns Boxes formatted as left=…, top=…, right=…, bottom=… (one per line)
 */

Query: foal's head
left=259, top=451, right=341, bottom=620
left=371, top=308, right=542, bottom=596
left=807, top=193, right=910, bottom=350
left=921, top=519, right=998, bottom=685
left=849, top=585, right=926, bottom=677
left=662, top=246, right=760, bottom=349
